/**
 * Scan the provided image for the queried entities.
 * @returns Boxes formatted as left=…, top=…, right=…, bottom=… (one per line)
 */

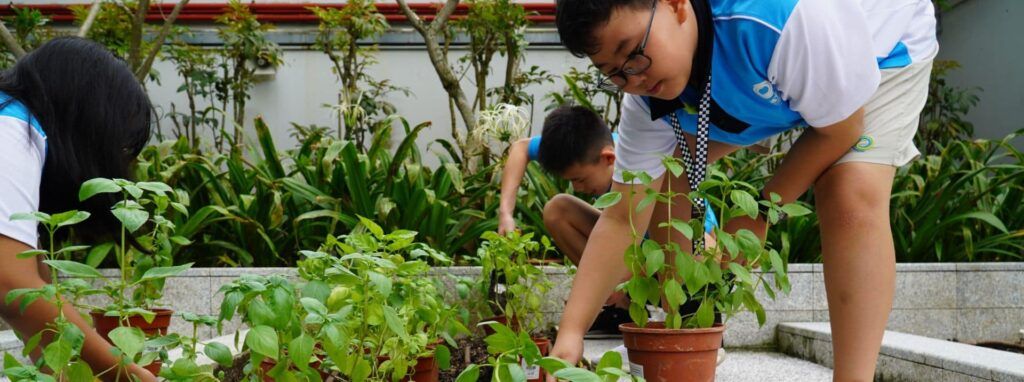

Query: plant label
left=629, top=362, right=644, bottom=378
left=521, top=359, right=540, bottom=379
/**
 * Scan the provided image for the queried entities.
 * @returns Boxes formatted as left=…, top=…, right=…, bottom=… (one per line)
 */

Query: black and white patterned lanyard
left=666, top=75, right=712, bottom=253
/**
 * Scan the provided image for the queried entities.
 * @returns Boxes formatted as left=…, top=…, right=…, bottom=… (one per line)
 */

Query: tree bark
left=136, top=0, right=190, bottom=82
left=0, top=21, right=26, bottom=59
left=128, top=0, right=151, bottom=71
left=395, top=0, right=478, bottom=135
left=77, top=0, right=103, bottom=38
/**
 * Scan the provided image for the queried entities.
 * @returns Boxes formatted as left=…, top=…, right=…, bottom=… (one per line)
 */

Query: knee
left=815, top=178, right=890, bottom=230
left=543, top=194, right=572, bottom=228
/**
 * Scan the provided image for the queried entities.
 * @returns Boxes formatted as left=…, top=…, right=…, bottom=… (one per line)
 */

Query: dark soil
left=439, top=336, right=493, bottom=382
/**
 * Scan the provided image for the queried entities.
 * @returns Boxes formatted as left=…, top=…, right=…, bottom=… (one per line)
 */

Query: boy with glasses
left=549, top=0, right=937, bottom=380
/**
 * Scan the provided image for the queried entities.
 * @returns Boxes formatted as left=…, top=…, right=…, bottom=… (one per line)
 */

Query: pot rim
left=619, top=322, right=725, bottom=335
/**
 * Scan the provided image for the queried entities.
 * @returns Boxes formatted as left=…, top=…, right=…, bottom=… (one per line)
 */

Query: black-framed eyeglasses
left=597, top=0, right=657, bottom=92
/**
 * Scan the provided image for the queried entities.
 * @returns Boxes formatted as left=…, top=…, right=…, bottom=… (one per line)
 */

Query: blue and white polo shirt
left=613, top=0, right=938, bottom=183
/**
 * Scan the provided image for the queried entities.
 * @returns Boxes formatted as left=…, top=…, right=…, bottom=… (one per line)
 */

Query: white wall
left=936, top=0, right=1024, bottom=142
left=146, top=44, right=592, bottom=167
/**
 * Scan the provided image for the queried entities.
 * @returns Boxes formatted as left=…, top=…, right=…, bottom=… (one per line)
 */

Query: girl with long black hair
left=0, top=37, right=157, bottom=381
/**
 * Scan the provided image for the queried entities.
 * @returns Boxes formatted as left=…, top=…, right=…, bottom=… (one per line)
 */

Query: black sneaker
left=586, top=305, right=631, bottom=338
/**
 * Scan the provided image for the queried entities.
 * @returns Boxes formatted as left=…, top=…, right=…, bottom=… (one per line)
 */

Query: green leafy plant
left=216, top=273, right=319, bottom=381
left=215, top=0, right=282, bottom=149
left=157, top=312, right=226, bottom=381
left=608, top=156, right=808, bottom=329
left=540, top=350, right=645, bottom=382
left=292, top=217, right=468, bottom=381
left=76, top=178, right=194, bottom=319
left=545, top=66, right=623, bottom=130
left=0, top=5, right=53, bottom=68
left=891, top=131, right=1024, bottom=261
left=164, top=31, right=225, bottom=151
left=474, top=231, right=555, bottom=335
left=71, top=0, right=190, bottom=83
left=454, top=325, right=645, bottom=382
left=3, top=210, right=98, bottom=381
left=310, top=2, right=408, bottom=149
left=2, top=204, right=191, bottom=381
left=455, top=322, right=543, bottom=382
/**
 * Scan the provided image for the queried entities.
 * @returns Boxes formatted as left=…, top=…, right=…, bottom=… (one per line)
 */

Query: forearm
left=557, top=180, right=659, bottom=337
left=498, top=140, right=531, bottom=217
left=764, top=109, right=865, bottom=203
left=1, top=278, right=144, bottom=381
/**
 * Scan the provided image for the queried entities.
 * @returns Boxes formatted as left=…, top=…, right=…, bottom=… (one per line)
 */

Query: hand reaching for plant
left=546, top=334, right=584, bottom=382
left=128, top=364, right=159, bottom=382
left=497, top=214, right=518, bottom=236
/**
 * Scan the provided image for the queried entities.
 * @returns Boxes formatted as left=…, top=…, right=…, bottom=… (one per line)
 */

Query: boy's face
left=588, top=0, right=699, bottom=100
left=561, top=147, right=615, bottom=196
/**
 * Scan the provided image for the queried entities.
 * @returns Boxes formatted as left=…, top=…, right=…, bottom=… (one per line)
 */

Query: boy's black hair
left=556, top=0, right=652, bottom=58
left=537, top=106, right=614, bottom=175
left=0, top=37, right=153, bottom=242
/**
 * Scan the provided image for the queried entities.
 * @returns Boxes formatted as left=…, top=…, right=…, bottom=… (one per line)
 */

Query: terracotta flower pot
left=525, top=337, right=550, bottom=382
left=403, top=354, right=439, bottom=382
left=376, top=353, right=440, bottom=382
left=619, top=322, right=724, bottom=382
left=91, top=308, right=174, bottom=375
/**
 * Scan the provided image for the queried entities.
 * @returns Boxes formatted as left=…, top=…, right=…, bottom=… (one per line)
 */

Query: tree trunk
left=0, top=21, right=26, bottom=59
left=128, top=0, right=151, bottom=71
left=136, top=0, right=191, bottom=82
left=395, top=0, right=478, bottom=147
left=77, top=0, right=103, bottom=38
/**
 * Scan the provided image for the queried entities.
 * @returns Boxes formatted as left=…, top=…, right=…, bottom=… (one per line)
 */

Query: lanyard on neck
left=667, top=76, right=712, bottom=254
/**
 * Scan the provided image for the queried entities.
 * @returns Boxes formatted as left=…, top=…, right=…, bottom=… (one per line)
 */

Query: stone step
left=778, top=322, right=1024, bottom=382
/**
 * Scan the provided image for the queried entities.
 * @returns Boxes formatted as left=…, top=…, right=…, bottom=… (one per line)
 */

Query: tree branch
left=135, top=0, right=189, bottom=82
left=0, top=20, right=26, bottom=59
left=77, top=0, right=103, bottom=38
left=430, top=0, right=461, bottom=33
left=128, top=0, right=150, bottom=71
left=395, top=0, right=477, bottom=135
left=394, top=0, right=427, bottom=35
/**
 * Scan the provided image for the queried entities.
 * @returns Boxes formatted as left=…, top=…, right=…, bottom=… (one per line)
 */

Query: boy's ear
left=600, top=146, right=616, bottom=166
left=667, top=0, right=690, bottom=24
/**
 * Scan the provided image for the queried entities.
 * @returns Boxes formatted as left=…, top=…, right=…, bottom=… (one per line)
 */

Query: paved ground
left=584, top=338, right=833, bottom=381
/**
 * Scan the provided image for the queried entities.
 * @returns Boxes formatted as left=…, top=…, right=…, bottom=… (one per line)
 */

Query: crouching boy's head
left=538, top=106, right=615, bottom=195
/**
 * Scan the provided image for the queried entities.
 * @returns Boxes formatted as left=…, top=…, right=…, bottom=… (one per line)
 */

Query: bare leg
left=543, top=194, right=601, bottom=266
left=814, top=162, right=897, bottom=382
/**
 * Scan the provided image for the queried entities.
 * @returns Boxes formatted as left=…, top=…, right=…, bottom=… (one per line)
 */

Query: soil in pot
left=620, top=322, right=724, bottom=382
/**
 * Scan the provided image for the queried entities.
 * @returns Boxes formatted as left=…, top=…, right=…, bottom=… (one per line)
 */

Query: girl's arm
left=0, top=236, right=157, bottom=382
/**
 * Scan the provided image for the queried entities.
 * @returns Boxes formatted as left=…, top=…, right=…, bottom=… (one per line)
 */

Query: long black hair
left=0, top=36, right=153, bottom=241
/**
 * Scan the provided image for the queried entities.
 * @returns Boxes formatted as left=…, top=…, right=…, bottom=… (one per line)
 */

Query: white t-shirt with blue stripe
left=0, top=93, right=46, bottom=248
left=614, top=0, right=938, bottom=183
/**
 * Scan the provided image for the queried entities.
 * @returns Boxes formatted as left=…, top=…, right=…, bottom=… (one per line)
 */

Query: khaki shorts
left=756, top=57, right=935, bottom=168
